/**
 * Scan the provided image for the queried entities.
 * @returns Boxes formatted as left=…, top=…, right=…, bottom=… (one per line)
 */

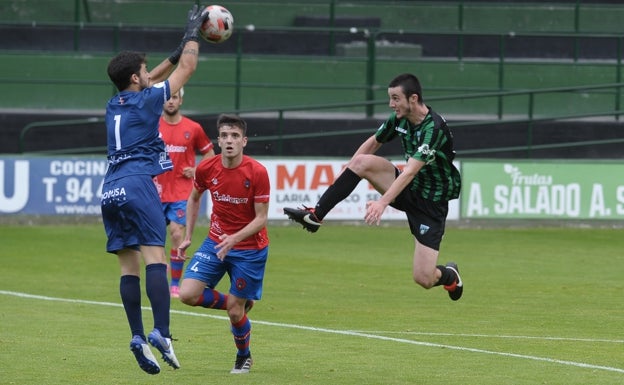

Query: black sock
left=145, top=263, right=170, bottom=337
left=434, top=265, right=456, bottom=286
left=315, top=168, right=362, bottom=220
left=120, top=275, right=144, bottom=338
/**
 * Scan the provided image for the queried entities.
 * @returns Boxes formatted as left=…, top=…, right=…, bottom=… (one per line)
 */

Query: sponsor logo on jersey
left=165, top=144, right=188, bottom=153
left=212, top=190, right=249, bottom=204
left=417, top=144, right=437, bottom=164
left=395, top=126, right=408, bottom=134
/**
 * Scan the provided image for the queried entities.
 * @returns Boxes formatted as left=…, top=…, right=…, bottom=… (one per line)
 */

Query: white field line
left=2, top=290, right=623, bottom=374
left=344, top=330, right=624, bottom=344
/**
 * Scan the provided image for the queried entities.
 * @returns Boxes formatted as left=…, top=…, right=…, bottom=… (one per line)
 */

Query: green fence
left=2, top=46, right=623, bottom=116
left=18, top=83, right=624, bottom=157
left=4, top=1, right=624, bottom=157
left=3, top=1, right=624, bottom=115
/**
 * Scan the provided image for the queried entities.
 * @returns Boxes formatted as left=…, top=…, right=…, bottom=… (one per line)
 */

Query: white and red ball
left=200, top=5, right=234, bottom=44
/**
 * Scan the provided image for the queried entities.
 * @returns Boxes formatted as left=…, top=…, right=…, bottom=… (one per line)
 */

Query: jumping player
left=100, top=4, right=208, bottom=375
left=284, top=73, right=464, bottom=301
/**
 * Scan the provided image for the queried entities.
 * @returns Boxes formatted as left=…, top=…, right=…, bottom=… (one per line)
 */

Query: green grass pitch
left=0, top=222, right=622, bottom=384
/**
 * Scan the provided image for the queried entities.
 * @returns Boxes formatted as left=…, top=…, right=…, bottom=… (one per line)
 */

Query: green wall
left=2, top=52, right=620, bottom=117
left=2, top=1, right=623, bottom=116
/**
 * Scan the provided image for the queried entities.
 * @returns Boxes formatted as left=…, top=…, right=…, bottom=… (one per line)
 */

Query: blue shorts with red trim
left=162, top=200, right=187, bottom=226
left=183, top=238, right=268, bottom=301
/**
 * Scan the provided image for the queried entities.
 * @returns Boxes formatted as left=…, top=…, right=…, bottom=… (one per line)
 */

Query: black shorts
left=390, top=185, right=449, bottom=251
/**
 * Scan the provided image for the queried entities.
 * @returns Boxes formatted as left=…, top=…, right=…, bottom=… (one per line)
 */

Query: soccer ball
left=200, top=5, right=234, bottom=44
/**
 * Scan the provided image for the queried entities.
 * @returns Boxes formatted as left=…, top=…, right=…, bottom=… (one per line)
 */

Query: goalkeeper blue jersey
left=104, top=80, right=173, bottom=181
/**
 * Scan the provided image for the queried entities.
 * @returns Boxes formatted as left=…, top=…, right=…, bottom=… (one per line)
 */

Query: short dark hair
left=107, top=51, right=146, bottom=92
left=217, top=114, right=247, bottom=136
left=388, top=73, right=423, bottom=103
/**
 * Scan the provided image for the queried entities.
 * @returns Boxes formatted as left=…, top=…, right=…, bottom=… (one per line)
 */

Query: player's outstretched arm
left=150, top=4, right=207, bottom=90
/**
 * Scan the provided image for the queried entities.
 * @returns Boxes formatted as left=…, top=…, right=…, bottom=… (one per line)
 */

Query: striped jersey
left=375, top=108, right=461, bottom=202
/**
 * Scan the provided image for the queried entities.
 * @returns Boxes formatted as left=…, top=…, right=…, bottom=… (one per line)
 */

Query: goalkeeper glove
left=169, top=4, right=208, bottom=65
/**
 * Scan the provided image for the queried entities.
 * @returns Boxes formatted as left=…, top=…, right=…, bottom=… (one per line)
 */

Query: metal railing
left=2, top=25, right=624, bottom=116
left=18, top=83, right=624, bottom=157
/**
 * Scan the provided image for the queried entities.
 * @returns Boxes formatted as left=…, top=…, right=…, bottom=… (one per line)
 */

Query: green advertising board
left=461, top=161, right=624, bottom=219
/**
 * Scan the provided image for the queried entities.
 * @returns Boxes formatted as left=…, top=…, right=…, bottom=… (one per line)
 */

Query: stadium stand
left=1, top=1, right=623, bottom=158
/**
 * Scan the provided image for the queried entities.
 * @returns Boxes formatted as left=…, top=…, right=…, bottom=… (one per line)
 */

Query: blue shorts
left=183, top=238, right=269, bottom=300
left=101, top=174, right=167, bottom=253
left=162, top=200, right=187, bottom=226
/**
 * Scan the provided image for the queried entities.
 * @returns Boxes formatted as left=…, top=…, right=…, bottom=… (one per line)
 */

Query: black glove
left=168, top=5, right=208, bottom=65
left=168, top=41, right=184, bottom=65
left=182, top=4, right=208, bottom=43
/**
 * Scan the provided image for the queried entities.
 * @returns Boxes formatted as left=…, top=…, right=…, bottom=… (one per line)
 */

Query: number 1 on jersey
left=114, top=114, right=122, bottom=150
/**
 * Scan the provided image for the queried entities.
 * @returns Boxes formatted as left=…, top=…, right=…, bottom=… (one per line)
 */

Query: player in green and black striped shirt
left=284, top=73, right=464, bottom=301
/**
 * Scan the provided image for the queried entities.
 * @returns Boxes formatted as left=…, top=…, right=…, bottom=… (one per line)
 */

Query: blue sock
left=198, top=288, right=228, bottom=310
left=170, top=250, right=184, bottom=287
left=231, top=314, right=251, bottom=357
left=120, top=275, right=144, bottom=338
left=145, top=263, right=170, bottom=337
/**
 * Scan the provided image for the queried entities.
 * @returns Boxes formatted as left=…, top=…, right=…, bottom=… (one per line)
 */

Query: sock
left=195, top=288, right=228, bottom=310
left=120, top=275, right=144, bottom=338
left=315, top=168, right=362, bottom=220
left=169, top=248, right=184, bottom=287
left=145, top=263, right=171, bottom=337
left=433, top=265, right=457, bottom=287
left=231, top=314, right=251, bottom=357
